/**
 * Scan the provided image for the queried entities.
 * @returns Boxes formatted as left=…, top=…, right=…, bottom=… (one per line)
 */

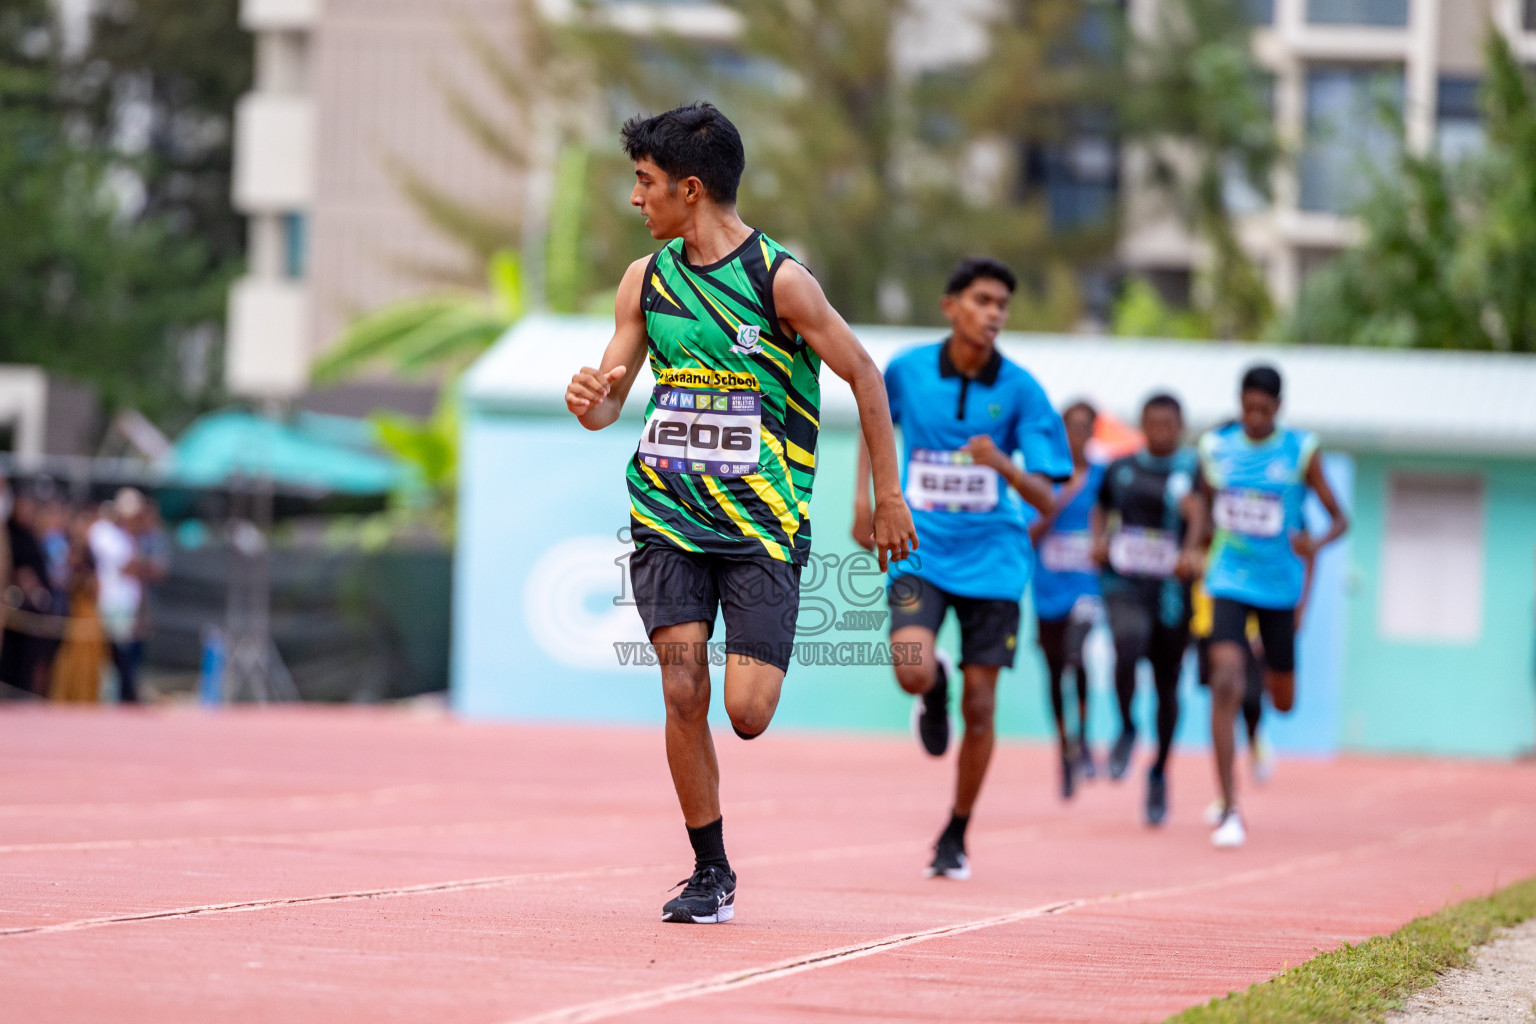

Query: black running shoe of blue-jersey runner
left=917, top=659, right=950, bottom=757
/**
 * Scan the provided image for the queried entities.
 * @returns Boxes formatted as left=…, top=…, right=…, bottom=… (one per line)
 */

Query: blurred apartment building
left=225, top=0, right=1536, bottom=400
left=1123, top=0, right=1536, bottom=308
left=226, top=0, right=523, bottom=407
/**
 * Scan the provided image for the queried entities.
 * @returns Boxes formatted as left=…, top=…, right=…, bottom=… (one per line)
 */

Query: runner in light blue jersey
left=1187, top=364, right=1348, bottom=849
left=1026, top=401, right=1105, bottom=801
left=853, top=258, right=1071, bottom=881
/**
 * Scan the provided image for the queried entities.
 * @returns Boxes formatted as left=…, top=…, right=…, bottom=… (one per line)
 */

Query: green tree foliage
left=1122, top=0, right=1279, bottom=339
left=572, top=0, right=1115, bottom=329
left=82, top=0, right=251, bottom=267
left=311, top=251, right=524, bottom=384
left=387, top=1, right=1116, bottom=331
left=1280, top=33, right=1536, bottom=352
left=0, top=0, right=238, bottom=424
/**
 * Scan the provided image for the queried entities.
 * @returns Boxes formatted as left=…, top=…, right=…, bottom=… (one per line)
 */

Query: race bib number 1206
left=638, top=386, right=761, bottom=477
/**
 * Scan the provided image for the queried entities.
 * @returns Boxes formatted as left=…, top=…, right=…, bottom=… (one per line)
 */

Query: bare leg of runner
left=892, top=625, right=939, bottom=696
left=655, top=621, right=721, bottom=828
left=1208, top=640, right=1248, bottom=813
left=954, top=666, right=1002, bottom=815
left=1266, top=670, right=1295, bottom=714
left=722, top=654, right=786, bottom=738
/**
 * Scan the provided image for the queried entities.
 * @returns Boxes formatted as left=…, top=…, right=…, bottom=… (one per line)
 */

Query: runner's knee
left=1208, top=648, right=1246, bottom=708
left=661, top=668, right=710, bottom=723
left=1267, top=671, right=1295, bottom=713
left=960, top=686, right=996, bottom=734
left=894, top=660, right=932, bottom=695
left=724, top=691, right=776, bottom=737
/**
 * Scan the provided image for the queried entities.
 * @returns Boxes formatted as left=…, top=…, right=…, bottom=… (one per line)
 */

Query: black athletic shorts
left=629, top=543, right=802, bottom=671
left=1209, top=597, right=1296, bottom=674
left=888, top=574, right=1021, bottom=669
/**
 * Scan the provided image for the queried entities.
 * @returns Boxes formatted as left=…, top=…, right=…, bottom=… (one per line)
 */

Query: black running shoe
left=661, top=864, right=736, bottom=923
left=925, top=835, right=970, bottom=880
left=1059, top=742, right=1076, bottom=801
left=1109, top=728, right=1136, bottom=781
left=1077, top=742, right=1097, bottom=781
left=914, top=653, right=951, bottom=757
left=1145, top=769, right=1168, bottom=827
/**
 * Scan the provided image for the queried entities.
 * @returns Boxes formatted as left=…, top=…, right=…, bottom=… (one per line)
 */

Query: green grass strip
left=1166, top=875, right=1536, bottom=1024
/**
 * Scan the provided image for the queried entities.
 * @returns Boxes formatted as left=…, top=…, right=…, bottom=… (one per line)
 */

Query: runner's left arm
left=1292, top=452, right=1349, bottom=559
left=774, top=260, right=917, bottom=570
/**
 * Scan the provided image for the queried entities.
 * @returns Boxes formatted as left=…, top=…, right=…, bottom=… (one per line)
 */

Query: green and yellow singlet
left=627, top=230, right=820, bottom=565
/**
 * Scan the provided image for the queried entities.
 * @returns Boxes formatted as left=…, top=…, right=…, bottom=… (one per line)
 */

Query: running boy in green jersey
left=565, top=104, right=917, bottom=923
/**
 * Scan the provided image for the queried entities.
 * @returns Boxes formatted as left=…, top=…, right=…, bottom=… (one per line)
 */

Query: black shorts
left=629, top=543, right=802, bottom=671
left=1104, top=590, right=1190, bottom=667
left=1209, top=598, right=1296, bottom=674
left=888, top=574, right=1021, bottom=669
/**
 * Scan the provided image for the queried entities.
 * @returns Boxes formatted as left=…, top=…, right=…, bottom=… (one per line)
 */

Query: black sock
left=687, top=817, right=729, bottom=872
left=939, top=812, right=969, bottom=849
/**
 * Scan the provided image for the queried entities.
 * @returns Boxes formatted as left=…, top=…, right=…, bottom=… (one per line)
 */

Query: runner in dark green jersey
left=565, top=103, right=917, bottom=924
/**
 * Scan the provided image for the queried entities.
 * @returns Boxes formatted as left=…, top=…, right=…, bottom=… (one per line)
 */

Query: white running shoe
left=1211, top=808, right=1246, bottom=848
left=1251, top=734, right=1275, bottom=785
left=1204, top=799, right=1226, bottom=827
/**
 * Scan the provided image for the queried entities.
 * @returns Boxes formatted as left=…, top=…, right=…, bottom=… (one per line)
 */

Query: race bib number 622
left=638, top=386, right=761, bottom=477
left=905, top=448, right=999, bottom=513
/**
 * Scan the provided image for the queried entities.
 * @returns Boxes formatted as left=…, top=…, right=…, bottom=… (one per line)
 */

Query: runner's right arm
left=964, top=435, right=1055, bottom=515
left=565, top=257, right=650, bottom=430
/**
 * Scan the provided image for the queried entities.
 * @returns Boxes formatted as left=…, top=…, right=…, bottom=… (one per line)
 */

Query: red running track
left=1, top=706, right=1533, bottom=1023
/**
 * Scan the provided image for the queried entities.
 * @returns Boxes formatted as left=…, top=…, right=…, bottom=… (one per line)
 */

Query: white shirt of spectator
left=90, top=518, right=141, bottom=643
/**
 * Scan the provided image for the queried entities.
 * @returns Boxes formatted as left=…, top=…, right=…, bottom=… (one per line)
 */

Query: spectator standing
left=50, top=514, right=106, bottom=703
left=90, top=491, right=145, bottom=702
left=2, top=485, right=53, bottom=695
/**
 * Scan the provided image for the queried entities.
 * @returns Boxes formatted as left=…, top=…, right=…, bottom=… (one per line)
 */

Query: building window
left=1020, top=125, right=1119, bottom=232
left=1299, top=65, right=1404, bottom=214
left=1306, top=0, right=1409, bottom=27
left=1247, top=0, right=1276, bottom=25
left=282, top=212, right=307, bottom=279
left=1378, top=473, right=1485, bottom=643
left=1437, top=76, right=1483, bottom=161
left=1525, top=0, right=1535, bottom=32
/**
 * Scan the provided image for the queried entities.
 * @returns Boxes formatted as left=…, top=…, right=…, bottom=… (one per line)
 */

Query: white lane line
left=0, top=834, right=949, bottom=939
left=0, top=867, right=652, bottom=938
left=501, top=806, right=1528, bottom=1024
left=513, top=899, right=1089, bottom=1024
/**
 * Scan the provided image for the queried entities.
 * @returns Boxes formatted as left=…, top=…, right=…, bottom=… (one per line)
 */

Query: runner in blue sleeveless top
left=1189, top=364, right=1348, bottom=848
left=853, top=258, right=1071, bottom=880
left=1028, top=401, right=1104, bottom=801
